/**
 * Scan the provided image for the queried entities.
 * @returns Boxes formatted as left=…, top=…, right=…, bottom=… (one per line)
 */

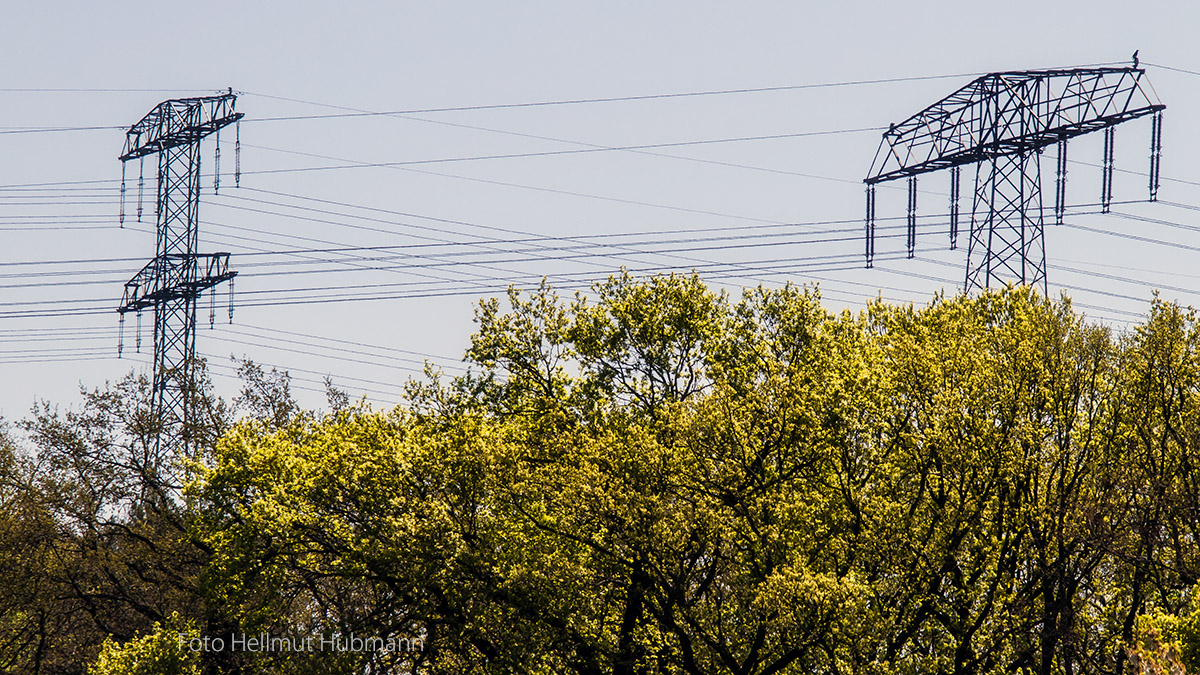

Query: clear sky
left=2, top=1, right=1199, bottom=417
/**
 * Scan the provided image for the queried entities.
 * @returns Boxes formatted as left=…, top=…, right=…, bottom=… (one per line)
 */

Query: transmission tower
left=863, top=62, right=1165, bottom=293
left=116, top=92, right=242, bottom=461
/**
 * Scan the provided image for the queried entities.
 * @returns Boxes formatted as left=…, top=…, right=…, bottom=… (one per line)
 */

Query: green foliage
left=87, top=615, right=200, bottom=675
left=1130, top=590, right=1200, bottom=675
left=0, top=361, right=301, bottom=674
left=16, top=274, right=1200, bottom=675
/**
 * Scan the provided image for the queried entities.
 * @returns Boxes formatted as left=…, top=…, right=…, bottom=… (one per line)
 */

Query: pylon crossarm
left=865, top=67, right=1163, bottom=185
left=118, top=253, right=236, bottom=314
left=120, top=94, right=243, bottom=162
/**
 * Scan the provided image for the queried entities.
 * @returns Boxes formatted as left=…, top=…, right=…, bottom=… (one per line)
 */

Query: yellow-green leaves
left=88, top=614, right=200, bottom=675
left=184, top=279, right=1200, bottom=674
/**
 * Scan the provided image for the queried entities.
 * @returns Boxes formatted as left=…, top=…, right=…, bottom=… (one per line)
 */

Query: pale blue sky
left=2, top=1, right=1198, bottom=416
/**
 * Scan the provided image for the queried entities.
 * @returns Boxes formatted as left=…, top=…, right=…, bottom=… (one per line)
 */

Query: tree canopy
left=6, top=275, right=1200, bottom=674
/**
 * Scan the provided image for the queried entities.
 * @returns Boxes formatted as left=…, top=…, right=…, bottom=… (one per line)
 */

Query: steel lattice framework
left=863, top=65, right=1164, bottom=293
left=117, top=93, right=241, bottom=462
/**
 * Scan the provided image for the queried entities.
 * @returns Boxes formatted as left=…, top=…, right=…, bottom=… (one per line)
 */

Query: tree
left=196, top=275, right=875, bottom=674
left=3, top=359, right=300, bottom=674
left=14, top=274, right=1200, bottom=675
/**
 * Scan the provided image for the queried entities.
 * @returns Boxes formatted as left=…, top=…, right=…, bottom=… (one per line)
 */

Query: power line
left=1145, top=62, right=1200, bottom=78
left=0, top=201, right=1167, bottom=303
left=240, top=127, right=878, bottom=170
left=241, top=71, right=989, bottom=121
left=0, top=70, right=980, bottom=139
left=233, top=322, right=463, bottom=367
left=0, top=249, right=932, bottom=320
left=0, top=87, right=220, bottom=93
left=0, top=125, right=125, bottom=136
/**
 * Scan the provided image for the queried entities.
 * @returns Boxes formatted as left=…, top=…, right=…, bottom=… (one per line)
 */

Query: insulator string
left=119, top=161, right=127, bottom=228
left=234, top=119, right=241, bottom=188
left=136, top=156, right=145, bottom=222
left=214, top=127, right=221, bottom=195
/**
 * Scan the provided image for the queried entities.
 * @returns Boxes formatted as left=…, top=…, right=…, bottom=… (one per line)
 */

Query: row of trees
left=5, top=274, right=1200, bottom=673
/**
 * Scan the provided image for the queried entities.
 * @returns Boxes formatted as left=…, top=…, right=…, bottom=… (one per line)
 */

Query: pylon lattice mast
left=863, top=64, right=1165, bottom=293
left=116, top=93, right=242, bottom=462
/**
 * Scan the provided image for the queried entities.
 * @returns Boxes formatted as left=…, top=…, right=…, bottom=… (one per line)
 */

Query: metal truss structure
left=864, top=65, right=1164, bottom=293
left=117, top=93, right=242, bottom=462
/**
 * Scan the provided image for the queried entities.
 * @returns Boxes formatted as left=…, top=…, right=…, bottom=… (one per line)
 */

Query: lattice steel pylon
left=116, top=93, right=242, bottom=462
left=863, top=63, right=1165, bottom=294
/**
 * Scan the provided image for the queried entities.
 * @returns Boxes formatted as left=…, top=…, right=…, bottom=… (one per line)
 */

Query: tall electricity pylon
left=863, top=63, right=1164, bottom=294
left=116, top=93, right=241, bottom=463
